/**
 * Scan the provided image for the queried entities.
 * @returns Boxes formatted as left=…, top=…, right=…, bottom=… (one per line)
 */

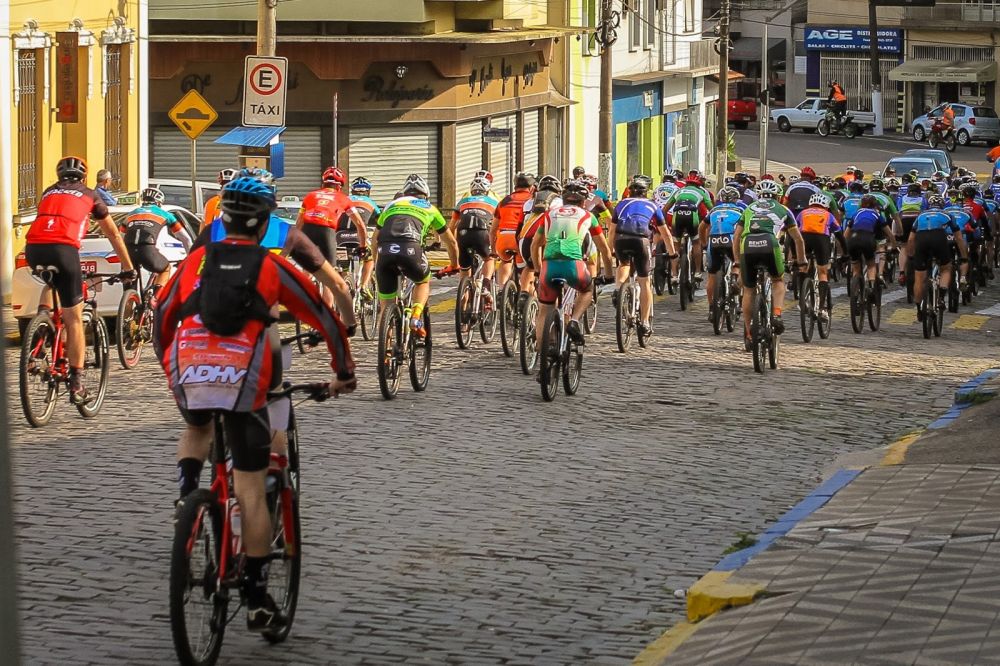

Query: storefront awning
left=614, top=71, right=674, bottom=86
left=215, top=126, right=284, bottom=147
left=708, top=69, right=746, bottom=82
left=888, top=60, right=997, bottom=83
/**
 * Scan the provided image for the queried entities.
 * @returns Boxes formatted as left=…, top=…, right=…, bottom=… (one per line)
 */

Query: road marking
left=429, top=298, right=455, bottom=315
left=430, top=285, right=457, bottom=296
left=888, top=308, right=916, bottom=325
left=816, top=141, right=840, bottom=147
left=882, top=290, right=907, bottom=305
left=976, top=303, right=1000, bottom=317
left=950, top=314, right=989, bottom=331
left=871, top=149, right=898, bottom=155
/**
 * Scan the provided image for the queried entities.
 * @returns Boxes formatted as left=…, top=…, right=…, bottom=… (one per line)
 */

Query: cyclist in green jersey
left=868, top=178, right=903, bottom=234
left=374, top=174, right=459, bottom=335
left=733, top=180, right=807, bottom=343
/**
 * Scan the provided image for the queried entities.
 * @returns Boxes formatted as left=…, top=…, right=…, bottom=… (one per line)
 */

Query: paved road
left=7, top=276, right=1000, bottom=664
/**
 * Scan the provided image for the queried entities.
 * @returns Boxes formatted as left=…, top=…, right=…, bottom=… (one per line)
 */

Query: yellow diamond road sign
left=168, top=89, right=218, bottom=140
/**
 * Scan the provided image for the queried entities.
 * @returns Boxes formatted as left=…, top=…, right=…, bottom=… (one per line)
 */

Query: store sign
left=482, top=127, right=512, bottom=143
left=804, top=27, right=901, bottom=53
left=55, top=31, right=79, bottom=123
left=361, top=76, right=434, bottom=108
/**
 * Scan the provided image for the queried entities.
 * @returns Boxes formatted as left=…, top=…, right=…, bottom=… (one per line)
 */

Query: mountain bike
left=675, top=233, right=696, bottom=310
left=582, top=279, right=599, bottom=334
left=947, top=241, right=962, bottom=313
left=849, top=270, right=882, bottom=333
left=498, top=265, right=523, bottom=358
left=750, top=265, right=778, bottom=374
left=920, top=262, right=945, bottom=339
left=709, top=254, right=739, bottom=336
left=798, top=252, right=831, bottom=342
left=518, top=289, right=539, bottom=375
left=19, top=268, right=121, bottom=427
left=651, top=239, right=672, bottom=296
left=169, top=373, right=330, bottom=666
left=340, top=246, right=377, bottom=341
left=615, top=265, right=650, bottom=352
left=538, top=279, right=583, bottom=401
left=454, top=253, right=498, bottom=349
left=116, top=265, right=175, bottom=369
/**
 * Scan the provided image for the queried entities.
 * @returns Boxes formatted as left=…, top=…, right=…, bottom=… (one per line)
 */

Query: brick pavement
left=6, top=278, right=1000, bottom=664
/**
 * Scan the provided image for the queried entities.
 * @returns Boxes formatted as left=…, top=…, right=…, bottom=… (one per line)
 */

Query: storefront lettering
left=181, top=74, right=211, bottom=95
left=469, top=63, right=494, bottom=96
left=362, top=75, right=434, bottom=108
left=468, top=58, right=542, bottom=97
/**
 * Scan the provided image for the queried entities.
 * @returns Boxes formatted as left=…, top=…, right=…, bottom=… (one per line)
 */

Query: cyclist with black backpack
left=155, top=176, right=357, bottom=633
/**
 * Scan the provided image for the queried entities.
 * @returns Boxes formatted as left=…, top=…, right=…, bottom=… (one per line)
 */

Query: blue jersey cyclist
left=700, top=186, right=744, bottom=323
left=846, top=195, right=897, bottom=292
left=908, top=194, right=969, bottom=319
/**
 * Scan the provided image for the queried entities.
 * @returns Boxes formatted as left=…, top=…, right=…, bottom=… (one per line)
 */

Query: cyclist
left=868, top=178, right=903, bottom=231
left=796, top=193, right=845, bottom=323
left=611, top=176, right=675, bottom=336
left=492, top=172, right=535, bottom=288
left=910, top=194, right=969, bottom=319
left=733, top=179, right=806, bottom=344
left=845, top=194, right=898, bottom=295
left=374, top=174, right=459, bottom=336
left=155, top=175, right=356, bottom=634
left=297, top=166, right=368, bottom=268
left=201, top=168, right=238, bottom=231
left=783, top=168, right=822, bottom=217
left=121, top=187, right=193, bottom=304
left=451, top=175, right=499, bottom=288
left=517, top=175, right=564, bottom=303
left=701, top=186, right=744, bottom=323
left=24, top=156, right=136, bottom=405
left=531, top=179, right=613, bottom=348
left=342, top=176, right=381, bottom=295
left=897, top=182, right=928, bottom=284
left=665, top=177, right=711, bottom=289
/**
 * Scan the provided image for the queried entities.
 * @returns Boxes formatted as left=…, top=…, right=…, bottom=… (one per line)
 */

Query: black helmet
left=515, top=172, right=536, bottom=189
left=572, top=166, right=586, bottom=178
left=962, top=185, right=979, bottom=200
left=927, top=194, right=945, bottom=208
left=848, top=180, right=867, bottom=194
left=57, top=156, right=87, bottom=181
left=860, top=194, right=879, bottom=209
left=629, top=175, right=650, bottom=196
left=562, top=179, right=589, bottom=203
left=220, top=177, right=277, bottom=236
left=868, top=178, right=885, bottom=193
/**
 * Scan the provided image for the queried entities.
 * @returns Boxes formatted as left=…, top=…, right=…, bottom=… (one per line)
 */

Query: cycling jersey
left=613, top=198, right=664, bottom=237
left=494, top=189, right=533, bottom=233
left=913, top=210, right=961, bottom=233
left=451, top=193, right=499, bottom=231
left=797, top=206, right=840, bottom=236
left=738, top=199, right=795, bottom=240
left=782, top=181, right=821, bottom=214
left=707, top=203, right=744, bottom=236
left=841, top=195, right=863, bottom=220
left=346, top=195, right=381, bottom=226
left=26, top=180, right=110, bottom=248
left=667, top=185, right=713, bottom=210
left=848, top=209, right=884, bottom=234
left=540, top=205, right=602, bottom=261
left=300, top=188, right=357, bottom=228
left=203, top=194, right=222, bottom=229
left=870, top=192, right=899, bottom=216
left=519, top=192, right=563, bottom=241
left=653, top=183, right=678, bottom=206
left=377, top=196, right=448, bottom=244
left=123, top=205, right=182, bottom=246
left=898, top=194, right=927, bottom=216
left=962, top=199, right=987, bottom=226
left=585, top=189, right=611, bottom=212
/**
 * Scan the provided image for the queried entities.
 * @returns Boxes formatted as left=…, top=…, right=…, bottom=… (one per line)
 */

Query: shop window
left=104, top=45, right=125, bottom=191
left=17, top=50, right=39, bottom=211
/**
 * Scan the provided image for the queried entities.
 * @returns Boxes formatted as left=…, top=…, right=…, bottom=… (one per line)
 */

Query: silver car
left=910, top=104, right=1000, bottom=147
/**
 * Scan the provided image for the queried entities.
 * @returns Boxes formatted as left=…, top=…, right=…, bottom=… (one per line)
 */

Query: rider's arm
left=314, top=262, right=357, bottom=329
left=432, top=209, right=460, bottom=268
left=97, top=214, right=135, bottom=272
left=165, top=214, right=193, bottom=252
left=786, top=224, right=808, bottom=270
left=152, top=254, right=191, bottom=359
left=349, top=207, right=369, bottom=249
left=732, top=223, right=744, bottom=261
left=530, top=225, right=546, bottom=271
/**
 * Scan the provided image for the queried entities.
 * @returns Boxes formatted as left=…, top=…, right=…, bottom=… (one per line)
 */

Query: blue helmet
left=239, top=167, right=275, bottom=187
left=351, top=176, right=372, bottom=193
left=220, top=176, right=277, bottom=234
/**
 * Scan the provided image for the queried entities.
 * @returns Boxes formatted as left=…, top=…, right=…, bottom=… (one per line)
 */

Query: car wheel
left=913, top=126, right=925, bottom=142
left=957, top=129, right=971, bottom=146
left=777, top=117, right=791, bottom=132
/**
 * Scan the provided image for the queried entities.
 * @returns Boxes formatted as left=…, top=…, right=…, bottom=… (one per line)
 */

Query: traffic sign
left=243, top=55, right=288, bottom=127
left=168, top=89, right=218, bottom=140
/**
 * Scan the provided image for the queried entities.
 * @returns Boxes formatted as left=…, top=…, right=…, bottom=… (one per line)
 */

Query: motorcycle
left=927, top=120, right=957, bottom=152
left=817, top=110, right=859, bottom=139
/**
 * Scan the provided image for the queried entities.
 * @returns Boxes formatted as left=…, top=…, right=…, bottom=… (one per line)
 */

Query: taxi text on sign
left=168, top=89, right=218, bottom=140
left=242, top=56, right=288, bottom=127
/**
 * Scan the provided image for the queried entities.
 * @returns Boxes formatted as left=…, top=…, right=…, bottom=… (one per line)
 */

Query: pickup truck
left=728, top=99, right=757, bottom=130
left=770, top=98, right=876, bottom=134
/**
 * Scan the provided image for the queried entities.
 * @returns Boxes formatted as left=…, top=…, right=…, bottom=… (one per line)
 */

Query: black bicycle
left=538, top=279, right=584, bottom=401
left=849, top=271, right=882, bottom=333
left=750, top=265, right=778, bottom=373
left=709, top=253, right=739, bottom=336
left=798, top=253, right=831, bottom=342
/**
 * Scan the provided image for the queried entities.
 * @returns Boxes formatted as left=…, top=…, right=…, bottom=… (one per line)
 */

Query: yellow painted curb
left=429, top=298, right=455, bottom=315
left=950, top=314, right=989, bottom=331
left=888, top=309, right=917, bottom=325
left=686, top=570, right=765, bottom=623
left=880, top=431, right=922, bottom=466
left=632, top=621, right=701, bottom=666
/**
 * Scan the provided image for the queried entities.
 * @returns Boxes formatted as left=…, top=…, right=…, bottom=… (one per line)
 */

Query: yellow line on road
left=880, top=431, right=923, bottom=466
left=888, top=309, right=916, bottom=326
left=632, top=622, right=701, bottom=666
left=950, top=315, right=989, bottom=331
left=429, top=298, right=455, bottom=315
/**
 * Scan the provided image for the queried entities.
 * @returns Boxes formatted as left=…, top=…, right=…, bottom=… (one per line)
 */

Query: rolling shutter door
left=521, top=110, right=540, bottom=176
left=348, top=125, right=439, bottom=205
left=274, top=127, right=322, bottom=198
left=488, top=114, right=517, bottom=197
left=455, top=120, right=484, bottom=200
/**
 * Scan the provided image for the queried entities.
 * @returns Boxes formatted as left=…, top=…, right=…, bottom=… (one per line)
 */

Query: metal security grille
left=105, top=45, right=124, bottom=190
left=911, top=45, right=994, bottom=61
left=820, top=55, right=900, bottom=129
left=521, top=110, right=540, bottom=177
left=17, top=50, right=38, bottom=211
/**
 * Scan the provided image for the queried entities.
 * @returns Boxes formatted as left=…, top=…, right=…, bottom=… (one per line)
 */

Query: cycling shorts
left=739, top=233, right=783, bottom=288
left=671, top=208, right=700, bottom=239
left=457, top=228, right=490, bottom=271
left=848, top=231, right=877, bottom=262
left=801, top=232, right=832, bottom=266
left=495, top=231, right=520, bottom=264
left=300, top=223, right=338, bottom=265
left=538, top=259, right=592, bottom=305
left=518, top=236, right=535, bottom=271
left=126, top=243, right=169, bottom=275
left=614, top=235, right=651, bottom=277
left=899, top=214, right=919, bottom=240
left=24, top=243, right=84, bottom=307
left=375, top=241, right=430, bottom=298
left=913, top=229, right=952, bottom=272
left=706, top=234, right=734, bottom=274
left=179, top=408, right=271, bottom=472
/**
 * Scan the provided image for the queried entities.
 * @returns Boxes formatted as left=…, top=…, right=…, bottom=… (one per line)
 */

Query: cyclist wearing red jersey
left=24, top=156, right=135, bottom=404
left=296, top=166, right=368, bottom=266
left=155, top=176, right=356, bottom=633
left=492, top=172, right=535, bottom=287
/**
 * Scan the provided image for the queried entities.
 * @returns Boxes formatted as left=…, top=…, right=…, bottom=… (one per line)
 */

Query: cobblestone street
left=8, top=280, right=1000, bottom=665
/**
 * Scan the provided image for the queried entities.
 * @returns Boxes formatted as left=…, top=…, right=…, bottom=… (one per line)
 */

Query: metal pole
left=257, top=0, right=277, bottom=56
left=759, top=22, right=769, bottom=176
left=717, top=0, right=731, bottom=184
left=0, top=348, right=21, bottom=663
left=868, top=0, right=884, bottom=136
left=332, top=92, right=338, bottom=167
left=598, top=0, right=614, bottom=195
left=190, top=139, right=197, bottom=211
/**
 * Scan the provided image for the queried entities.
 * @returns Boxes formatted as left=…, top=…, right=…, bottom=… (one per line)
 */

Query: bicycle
left=849, top=269, right=882, bottom=333
left=538, top=279, right=583, bottom=401
left=170, top=370, right=330, bottom=666
left=615, top=266, right=650, bottom=352
left=498, top=262, right=522, bottom=358
left=116, top=265, right=176, bottom=369
left=518, top=289, right=539, bottom=375
left=651, top=239, right=672, bottom=296
left=454, top=253, right=498, bottom=349
left=18, top=268, right=119, bottom=427
left=920, top=262, right=945, bottom=339
left=947, top=242, right=962, bottom=313
left=582, top=279, right=600, bottom=334
left=340, top=246, right=377, bottom=341
left=674, top=233, right=696, bottom=311
left=709, top=254, right=739, bottom=336
left=749, top=265, right=779, bottom=373
left=798, top=252, right=831, bottom=342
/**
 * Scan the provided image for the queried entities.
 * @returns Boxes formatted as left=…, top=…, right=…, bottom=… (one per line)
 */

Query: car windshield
left=797, top=100, right=811, bottom=110
left=888, top=160, right=936, bottom=178
left=156, top=184, right=195, bottom=211
left=974, top=107, right=998, bottom=118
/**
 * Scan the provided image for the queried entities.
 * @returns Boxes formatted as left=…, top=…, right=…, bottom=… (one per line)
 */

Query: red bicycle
left=169, top=370, right=330, bottom=666
left=18, top=268, right=123, bottom=427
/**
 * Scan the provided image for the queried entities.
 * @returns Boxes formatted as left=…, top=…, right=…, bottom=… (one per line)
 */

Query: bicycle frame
left=29, top=271, right=105, bottom=384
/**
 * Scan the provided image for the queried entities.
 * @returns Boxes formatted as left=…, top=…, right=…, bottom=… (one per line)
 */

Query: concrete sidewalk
left=638, top=370, right=1000, bottom=666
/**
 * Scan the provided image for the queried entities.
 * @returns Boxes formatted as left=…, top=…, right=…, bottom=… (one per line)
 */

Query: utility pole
left=598, top=0, right=614, bottom=195
left=257, top=0, right=277, bottom=56
left=716, top=0, right=731, bottom=184
left=759, top=22, right=769, bottom=176
left=867, top=0, right=884, bottom=135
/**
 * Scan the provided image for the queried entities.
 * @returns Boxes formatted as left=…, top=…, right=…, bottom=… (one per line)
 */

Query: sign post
left=242, top=55, right=288, bottom=127
left=168, top=89, right=218, bottom=210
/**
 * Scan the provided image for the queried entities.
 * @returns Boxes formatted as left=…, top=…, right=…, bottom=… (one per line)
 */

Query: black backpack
left=180, top=243, right=275, bottom=337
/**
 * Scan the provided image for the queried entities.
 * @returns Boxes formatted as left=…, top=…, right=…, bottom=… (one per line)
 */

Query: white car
left=148, top=178, right=220, bottom=215
left=771, top=98, right=877, bottom=133
left=11, top=204, right=200, bottom=337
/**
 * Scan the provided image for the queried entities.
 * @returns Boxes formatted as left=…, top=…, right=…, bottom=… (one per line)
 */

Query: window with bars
left=104, top=45, right=125, bottom=191
left=911, top=45, right=993, bottom=61
left=17, top=50, right=39, bottom=211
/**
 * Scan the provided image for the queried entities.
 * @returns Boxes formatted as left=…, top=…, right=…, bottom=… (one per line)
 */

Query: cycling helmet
left=582, top=174, right=599, bottom=191
left=562, top=179, right=590, bottom=203
left=141, top=187, right=165, bottom=206
left=218, top=168, right=239, bottom=186
left=946, top=187, right=961, bottom=201
left=927, top=194, right=945, bottom=208
left=474, top=170, right=494, bottom=184
left=686, top=172, right=705, bottom=187
left=351, top=176, right=372, bottom=193
left=718, top=186, right=741, bottom=203
left=402, top=174, right=431, bottom=199
left=868, top=178, right=886, bottom=192
left=220, top=177, right=277, bottom=234
left=808, top=193, right=830, bottom=209
left=901, top=173, right=915, bottom=185
left=800, top=166, right=817, bottom=180
left=956, top=167, right=969, bottom=177
left=848, top=180, right=867, bottom=194
left=628, top=177, right=650, bottom=197
left=469, top=176, right=491, bottom=195
left=886, top=177, right=901, bottom=190
left=514, top=172, right=536, bottom=189
left=846, top=165, right=858, bottom=173
left=787, top=175, right=800, bottom=184
left=962, top=185, right=979, bottom=200
left=734, top=171, right=751, bottom=185
left=537, top=174, right=561, bottom=193
left=833, top=177, right=847, bottom=188
left=322, top=166, right=347, bottom=187
left=572, top=166, right=587, bottom=178
left=239, top=167, right=275, bottom=187
left=661, top=172, right=676, bottom=183
left=993, top=174, right=1000, bottom=184
left=56, top=155, right=87, bottom=181
left=755, top=180, right=782, bottom=198
left=860, top=194, right=879, bottom=209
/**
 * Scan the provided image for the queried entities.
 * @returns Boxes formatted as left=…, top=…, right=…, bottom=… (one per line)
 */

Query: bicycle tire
left=817, top=119, right=830, bottom=137
left=850, top=277, right=864, bottom=334
left=479, top=280, right=498, bottom=344
left=518, top=297, right=539, bottom=375
left=262, top=472, right=301, bottom=644
left=294, top=320, right=320, bottom=355
left=751, top=289, right=766, bottom=373
left=562, top=336, right=583, bottom=396
left=376, top=307, right=402, bottom=400
left=360, top=290, right=377, bottom=342
left=19, top=312, right=58, bottom=428
left=454, top=277, right=474, bottom=350
left=711, top=277, right=724, bottom=336
left=116, top=289, right=143, bottom=369
left=679, top=254, right=689, bottom=311
left=76, top=312, right=110, bottom=419
left=583, top=281, right=598, bottom=334
left=799, top=277, right=815, bottom=343
left=725, top=274, right=738, bottom=332
left=614, top=284, right=633, bottom=353
left=652, top=253, right=666, bottom=296
left=539, top=309, right=561, bottom=402
left=921, top=284, right=933, bottom=339
left=409, top=308, right=432, bottom=392
left=934, top=288, right=944, bottom=337
left=768, top=324, right=779, bottom=369
left=947, top=277, right=959, bottom=313
left=499, top=281, right=519, bottom=358
left=817, top=282, right=831, bottom=340
left=170, top=488, right=227, bottom=666
left=868, top=280, right=882, bottom=332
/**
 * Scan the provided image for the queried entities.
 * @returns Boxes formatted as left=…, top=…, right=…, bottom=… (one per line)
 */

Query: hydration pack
left=180, top=243, right=275, bottom=337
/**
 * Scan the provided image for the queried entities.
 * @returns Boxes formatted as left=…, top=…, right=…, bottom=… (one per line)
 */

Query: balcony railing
left=904, top=0, right=997, bottom=22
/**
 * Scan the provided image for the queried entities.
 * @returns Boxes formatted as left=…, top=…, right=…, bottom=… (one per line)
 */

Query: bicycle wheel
left=614, top=284, right=633, bottom=353
left=817, top=119, right=831, bottom=137
left=768, top=324, right=780, bottom=369
left=499, top=281, right=519, bottom=358
left=19, top=312, right=58, bottom=428
left=539, top=309, right=561, bottom=402
left=799, top=277, right=815, bottom=343
left=409, top=308, right=432, bottom=392
left=170, top=488, right=227, bottom=666
left=817, top=282, right=831, bottom=340
left=751, top=287, right=767, bottom=374
left=262, top=472, right=301, bottom=644
left=652, top=253, right=667, bottom=295
left=518, top=296, right=539, bottom=375
left=360, top=290, right=377, bottom=342
left=294, top=320, right=319, bottom=355
left=849, top=277, right=865, bottom=334
left=562, top=337, right=583, bottom=396
left=725, top=275, right=738, bottom=332
left=947, top=277, right=959, bottom=313
left=944, top=134, right=957, bottom=152
left=928, top=132, right=939, bottom=149
left=905, top=263, right=915, bottom=303
left=867, top=279, right=882, bottom=332
left=934, top=288, right=944, bottom=337
left=454, top=277, right=474, bottom=350
left=921, top=285, right=933, bottom=339
left=376, top=307, right=402, bottom=400
left=479, top=280, right=498, bottom=344
left=583, top=281, right=598, bottom=334
left=710, top=277, right=724, bottom=336
left=116, top=289, right=143, bottom=369
left=679, top=254, right=690, bottom=311
left=76, top=312, right=110, bottom=419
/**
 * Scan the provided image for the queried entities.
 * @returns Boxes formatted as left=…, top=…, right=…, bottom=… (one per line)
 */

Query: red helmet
left=800, top=166, right=816, bottom=180
left=761, top=173, right=775, bottom=181
left=322, top=166, right=347, bottom=187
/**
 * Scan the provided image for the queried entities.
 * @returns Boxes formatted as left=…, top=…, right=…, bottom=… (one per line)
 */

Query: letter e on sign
left=242, top=55, right=288, bottom=127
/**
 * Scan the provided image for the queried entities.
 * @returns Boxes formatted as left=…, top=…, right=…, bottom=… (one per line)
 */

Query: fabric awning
left=214, top=126, right=285, bottom=147
left=888, top=60, right=997, bottom=83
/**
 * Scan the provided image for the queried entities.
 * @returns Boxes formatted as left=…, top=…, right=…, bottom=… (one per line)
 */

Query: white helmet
left=755, top=180, right=783, bottom=198
left=403, top=174, right=430, bottom=199
left=469, top=176, right=491, bottom=195
left=808, top=193, right=829, bottom=209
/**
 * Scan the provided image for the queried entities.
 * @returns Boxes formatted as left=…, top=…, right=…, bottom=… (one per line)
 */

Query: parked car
left=274, top=195, right=302, bottom=221
left=771, top=98, right=876, bottom=133
left=11, top=204, right=200, bottom=337
left=910, top=104, right=1000, bottom=147
left=901, top=149, right=953, bottom=175
left=882, top=157, right=938, bottom=181
left=728, top=99, right=757, bottom=130
left=148, top=178, right=220, bottom=215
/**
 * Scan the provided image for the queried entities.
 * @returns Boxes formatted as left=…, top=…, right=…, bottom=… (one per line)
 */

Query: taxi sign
left=242, top=56, right=288, bottom=127
left=168, top=89, right=218, bottom=140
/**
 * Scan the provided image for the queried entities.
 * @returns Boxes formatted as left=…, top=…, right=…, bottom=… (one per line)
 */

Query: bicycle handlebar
left=281, top=330, right=322, bottom=347
left=267, top=382, right=332, bottom=402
